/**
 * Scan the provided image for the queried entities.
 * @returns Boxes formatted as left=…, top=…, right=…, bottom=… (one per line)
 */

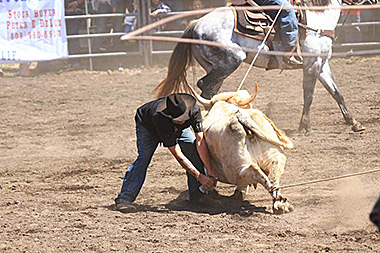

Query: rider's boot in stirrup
left=282, top=45, right=303, bottom=66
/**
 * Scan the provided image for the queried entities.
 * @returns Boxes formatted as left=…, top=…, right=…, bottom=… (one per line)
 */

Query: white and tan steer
left=187, top=82, right=294, bottom=214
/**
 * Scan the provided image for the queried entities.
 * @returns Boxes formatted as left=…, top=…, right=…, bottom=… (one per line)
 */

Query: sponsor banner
left=0, top=0, right=68, bottom=63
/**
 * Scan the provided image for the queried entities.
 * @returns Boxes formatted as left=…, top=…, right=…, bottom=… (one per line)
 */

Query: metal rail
left=65, top=0, right=144, bottom=70
left=64, top=2, right=380, bottom=69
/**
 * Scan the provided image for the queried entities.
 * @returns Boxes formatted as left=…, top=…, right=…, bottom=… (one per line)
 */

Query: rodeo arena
left=2, top=0, right=380, bottom=252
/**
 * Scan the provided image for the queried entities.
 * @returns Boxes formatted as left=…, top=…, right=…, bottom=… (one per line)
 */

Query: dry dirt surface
left=1, top=56, right=380, bottom=252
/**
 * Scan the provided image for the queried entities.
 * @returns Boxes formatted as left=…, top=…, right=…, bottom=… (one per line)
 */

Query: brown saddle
left=231, top=3, right=276, bottom=42
left=232, top=2, right=335, bottom=42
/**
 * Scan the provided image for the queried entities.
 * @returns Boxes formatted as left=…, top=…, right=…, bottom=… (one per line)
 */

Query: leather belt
left=298, top=23, right=335, bottom=40
left=308, top=28, right=335, bottom=40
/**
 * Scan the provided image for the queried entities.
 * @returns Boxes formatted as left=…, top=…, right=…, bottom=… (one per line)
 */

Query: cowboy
left=245, top=0, right=303, bottom=66
left=115, top=93, right=219, bottom=212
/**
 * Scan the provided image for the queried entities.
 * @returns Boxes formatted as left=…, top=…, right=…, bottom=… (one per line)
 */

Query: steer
left=187, top=82, right=294, bottom=214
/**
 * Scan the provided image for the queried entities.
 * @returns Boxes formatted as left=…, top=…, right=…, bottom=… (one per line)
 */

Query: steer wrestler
left=115, top=93, right=219, bottom=212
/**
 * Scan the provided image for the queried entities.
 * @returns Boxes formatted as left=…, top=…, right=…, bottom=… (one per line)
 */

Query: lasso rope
left=280, top=168, right=380, bottom=190
left=237, top=2, right=286, bottom=92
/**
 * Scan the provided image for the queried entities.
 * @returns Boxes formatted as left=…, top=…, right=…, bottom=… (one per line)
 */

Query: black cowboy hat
left=157, top=93, right=196, bottom=122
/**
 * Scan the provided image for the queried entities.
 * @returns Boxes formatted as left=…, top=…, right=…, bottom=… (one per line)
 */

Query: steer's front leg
left=270, top=186, right=294, bottom=214
left=265, top=154, right=294, bottom=214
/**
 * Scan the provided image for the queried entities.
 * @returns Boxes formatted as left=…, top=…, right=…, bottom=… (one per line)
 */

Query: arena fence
left=67, top=0, right=380, bottom=70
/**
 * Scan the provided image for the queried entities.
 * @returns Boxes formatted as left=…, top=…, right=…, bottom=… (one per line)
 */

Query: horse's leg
left=299, top=56, right=320, bottom=133
left=192, top=44, right=212, bottom=73
left=317, top=61, right=366, bottom=132
left=194, top=44, right=244, bottom=99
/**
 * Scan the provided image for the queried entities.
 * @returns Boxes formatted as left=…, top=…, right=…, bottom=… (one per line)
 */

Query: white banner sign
left=0, top=0, right=68, bottom=63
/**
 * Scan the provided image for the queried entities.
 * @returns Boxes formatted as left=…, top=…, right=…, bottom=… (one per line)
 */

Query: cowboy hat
left=157, top=93, right=196, bottom=121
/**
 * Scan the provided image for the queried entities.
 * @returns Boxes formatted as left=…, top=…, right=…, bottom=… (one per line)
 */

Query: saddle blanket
left=232, top=3, right=276, bottom=42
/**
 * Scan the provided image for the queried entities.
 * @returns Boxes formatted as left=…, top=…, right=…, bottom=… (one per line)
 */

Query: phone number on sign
left=8, top=29, right=62, bottom=40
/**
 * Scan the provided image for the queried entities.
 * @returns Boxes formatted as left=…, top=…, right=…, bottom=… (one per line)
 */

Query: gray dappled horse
left=154, top=0, right=374, bottom=133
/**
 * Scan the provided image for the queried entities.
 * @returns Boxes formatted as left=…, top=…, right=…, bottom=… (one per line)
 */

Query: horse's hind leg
left=192, top=44, right=212, bottom=73
left=318, top=61, right=365, bottom=132
left=299, top=56, right=320, bottom=133
left=194, top=44, right=244, bottom=99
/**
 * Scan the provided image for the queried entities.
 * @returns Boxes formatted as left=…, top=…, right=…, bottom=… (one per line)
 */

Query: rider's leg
left=247, top=0, right=301, bottom=65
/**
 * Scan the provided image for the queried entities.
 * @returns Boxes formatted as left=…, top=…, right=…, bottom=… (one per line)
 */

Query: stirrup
left=283, top=55, right=303, bottom=66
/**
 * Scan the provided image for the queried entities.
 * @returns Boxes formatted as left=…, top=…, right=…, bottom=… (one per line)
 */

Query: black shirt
left=135, top=97, right=203, bottom=147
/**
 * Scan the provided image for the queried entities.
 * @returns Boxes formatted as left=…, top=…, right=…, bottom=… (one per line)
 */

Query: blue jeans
left=115, top=121, right=205, bottom=204
left=254, top=0, right=298, bottom=47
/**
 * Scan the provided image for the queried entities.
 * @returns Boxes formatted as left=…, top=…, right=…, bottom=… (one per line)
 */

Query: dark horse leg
left=318, top=61, right=365, bottom=132
left=299, top=56, right=319, bottom=133
left=194, top=44, right=244, bottom=99
left=300, top=57, right=365, bottom=133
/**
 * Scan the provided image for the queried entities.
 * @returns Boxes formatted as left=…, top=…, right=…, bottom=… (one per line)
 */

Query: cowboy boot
left=283, top=45, right=303, bottom=66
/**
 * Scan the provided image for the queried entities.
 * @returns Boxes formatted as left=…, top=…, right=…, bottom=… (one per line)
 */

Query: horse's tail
left=153, top=21, right=197, bottom=98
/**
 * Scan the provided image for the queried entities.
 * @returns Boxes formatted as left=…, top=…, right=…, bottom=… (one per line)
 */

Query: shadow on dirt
left=106, top=191, right=270, bottom=216
left=164, top=191, right=270, bottom=216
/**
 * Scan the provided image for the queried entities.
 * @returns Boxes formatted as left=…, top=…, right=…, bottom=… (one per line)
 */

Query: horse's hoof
left=298, top=125, right=314, bottom=136
left=298, top=122, right=309, bottom=133
left=304, top=129, right=314, bottom=136
left=352, top=121, right=366, bottom=132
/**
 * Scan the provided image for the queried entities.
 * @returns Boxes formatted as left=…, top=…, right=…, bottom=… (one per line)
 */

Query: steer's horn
left=185, top=82, right=213, bottom=107
left=237, top=81, right=258, bottom=107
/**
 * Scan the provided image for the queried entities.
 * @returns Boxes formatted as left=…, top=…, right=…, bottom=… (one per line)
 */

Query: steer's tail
left=261, top=114, right=293, bottom=150
left=236, top=111, right=293, bottom=150
left=153, top=21, right=197, bottom=98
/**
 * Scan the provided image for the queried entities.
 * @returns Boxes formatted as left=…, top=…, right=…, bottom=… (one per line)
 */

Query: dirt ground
left=1, top=55, right=379, bottom=252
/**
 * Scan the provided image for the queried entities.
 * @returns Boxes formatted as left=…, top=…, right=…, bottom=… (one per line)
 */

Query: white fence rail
left=66, top=1, right=380, bottom=70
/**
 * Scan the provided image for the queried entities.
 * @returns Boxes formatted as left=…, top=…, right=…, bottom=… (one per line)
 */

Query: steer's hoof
left=273, top=198, right=294, bottom=214
left=352, top=120, right=366, bottom=132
